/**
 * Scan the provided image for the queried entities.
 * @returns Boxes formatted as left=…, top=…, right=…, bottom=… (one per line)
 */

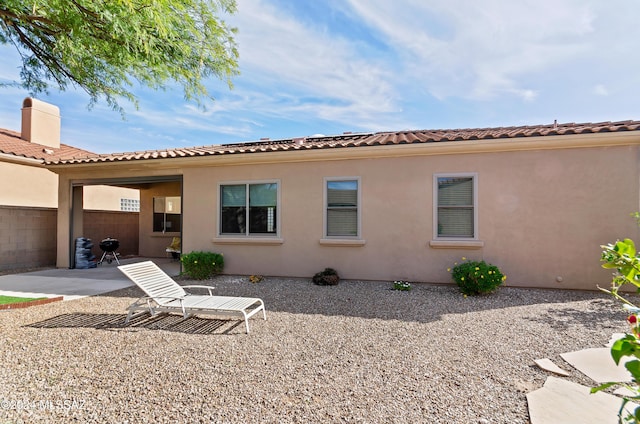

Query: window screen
left=326, top=180, right=358, bottom=237
left=437, top=177, right=474, bottom=238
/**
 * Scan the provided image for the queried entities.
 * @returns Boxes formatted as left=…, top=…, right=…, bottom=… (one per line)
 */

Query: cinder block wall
left=0, top=207, right=139, bottom=272
left=0, top=206, right=57, bottom=271
left=82, top=210, right=139, bottom=257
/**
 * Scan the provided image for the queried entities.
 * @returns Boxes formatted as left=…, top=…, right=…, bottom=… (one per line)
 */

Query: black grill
left=98, top=237, right=120, bottom=265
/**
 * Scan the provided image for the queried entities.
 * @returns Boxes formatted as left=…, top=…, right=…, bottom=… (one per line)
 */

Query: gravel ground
left=0, top=275, right=632, bottom=423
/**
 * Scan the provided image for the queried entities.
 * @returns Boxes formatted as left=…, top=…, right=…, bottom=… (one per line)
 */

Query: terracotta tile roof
left=45, top=120, right=640, bottom=165
left=0, top=128, right=94, bottom=162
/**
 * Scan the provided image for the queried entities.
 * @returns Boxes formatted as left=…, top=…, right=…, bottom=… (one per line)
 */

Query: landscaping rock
left=0, top=277, right=630, bottom=423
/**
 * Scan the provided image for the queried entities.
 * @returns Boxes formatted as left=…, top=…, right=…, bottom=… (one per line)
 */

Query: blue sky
left=0, top=0, right=639, bottom=154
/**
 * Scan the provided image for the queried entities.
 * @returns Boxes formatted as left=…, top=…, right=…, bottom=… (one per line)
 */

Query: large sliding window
left=325, top=178, right=360, bottom=238
left=153, top=196, right=181, bottom=233
left=220, top=182, right=278, bottom=236
left=434, top=174, right=477, bottom=239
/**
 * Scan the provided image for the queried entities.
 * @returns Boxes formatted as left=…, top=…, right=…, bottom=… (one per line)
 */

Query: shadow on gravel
left=91, top=276, right=631, bottom=329
left=528, top=298, right=621, bottom=331
left=26, top=312, right=244, bottom=335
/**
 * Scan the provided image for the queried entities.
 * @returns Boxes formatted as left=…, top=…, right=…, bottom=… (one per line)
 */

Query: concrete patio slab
left=534, top=358, right=571, bottom=377
left=0, top=275, right=133, bottom=301
left=527, top=376, right=636, bottom=424
left=561, top=348, right=632, bottom=383
left=0, top=258, right=180, bottom=301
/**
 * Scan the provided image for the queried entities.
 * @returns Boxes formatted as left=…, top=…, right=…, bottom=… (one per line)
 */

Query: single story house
left=0, top=98, right=140, bottom=270
left=44, top=117, right=640, bottom=290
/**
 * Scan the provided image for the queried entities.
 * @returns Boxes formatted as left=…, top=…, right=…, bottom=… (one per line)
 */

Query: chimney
left=21, top=97, right=61, bottom=148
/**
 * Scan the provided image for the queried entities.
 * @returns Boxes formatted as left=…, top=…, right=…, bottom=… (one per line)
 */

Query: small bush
left=180, top=251, right=224, bottom=280
left=450, top=259, right=505, bottom=295
left=393, top=280, right=412, bottom=291
left=312, top=268, right=340, bottom=286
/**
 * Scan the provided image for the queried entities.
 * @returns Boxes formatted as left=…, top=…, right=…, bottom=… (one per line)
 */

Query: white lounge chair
left=118, top=261, right=266, bottom=334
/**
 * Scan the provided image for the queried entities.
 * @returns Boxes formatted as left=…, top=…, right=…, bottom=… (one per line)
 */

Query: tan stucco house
left=1, top=98, right=140, bottom=210
left=0, top=98, right=140, bottom=270
left=44, top=119, right=640, bottom=290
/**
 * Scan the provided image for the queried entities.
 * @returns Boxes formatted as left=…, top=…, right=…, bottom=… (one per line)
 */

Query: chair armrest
left=182, top=285, right=216, bottom=295
left=129, top=295, right=185, bottom=309
left=138, top=295, right=186, bottom=302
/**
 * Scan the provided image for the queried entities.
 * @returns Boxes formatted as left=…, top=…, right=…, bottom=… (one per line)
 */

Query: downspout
left=179, top=176, right=184, bottom=274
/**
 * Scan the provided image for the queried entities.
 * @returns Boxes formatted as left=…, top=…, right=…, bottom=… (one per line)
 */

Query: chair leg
left=125, top=310, right=150, bottom=323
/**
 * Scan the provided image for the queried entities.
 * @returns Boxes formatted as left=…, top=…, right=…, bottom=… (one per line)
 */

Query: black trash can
left=74, top=237, right=97, bottom=269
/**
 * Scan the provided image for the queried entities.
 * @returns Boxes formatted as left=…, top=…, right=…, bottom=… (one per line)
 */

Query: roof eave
left=43, top=130, right=640, bottom=174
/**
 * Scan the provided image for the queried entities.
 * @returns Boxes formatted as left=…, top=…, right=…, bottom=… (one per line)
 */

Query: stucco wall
left=83, top=185, right=140, bottom=211
left=139, top=182, right=182, bottom=258
left=179, top=145, right=639, bottom=290
left=52, top=137, right=640, bottom=290
left=0, top=161, right=140, bottom=211
left=0, top=161, right=58, bottom=208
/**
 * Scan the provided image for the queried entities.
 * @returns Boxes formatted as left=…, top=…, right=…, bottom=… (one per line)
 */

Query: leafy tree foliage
left=0, top=0, right=239, bottom=112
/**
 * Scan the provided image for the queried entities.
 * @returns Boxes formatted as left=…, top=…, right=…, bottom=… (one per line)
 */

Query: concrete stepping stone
left=534, top=358, right=571, bottom=376
left=527, top=377, right=636, bottom=424
left=561, top=347, right=632, bottom=383
left=614, top=387, right=637, bottom=397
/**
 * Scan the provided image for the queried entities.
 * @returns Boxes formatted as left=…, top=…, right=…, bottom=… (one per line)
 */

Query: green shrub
left=180, top=251, right=224, bottom=280
left=594, top=222, right=640, bottom=421
left=393, top=280, right=411, bottom=291
left=450, top=259, right=505, bottom=295
left=312, top=268, right=340, bottom=286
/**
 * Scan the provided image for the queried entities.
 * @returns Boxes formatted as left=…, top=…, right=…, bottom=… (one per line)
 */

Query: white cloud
left=128, top=100, right=255, bottom=139
left=223, top=0, right=640, bottom=134
left=343, top=0, right=611, bottom=101
left=593, top=84, right=609, bottom=96
left=1, top=0, right=639, bottom=152
left=235, top=1, right=393, bottom=98
left=228, top=0, right=404, bottom=130
left=514, top=89, right=538, bottom=102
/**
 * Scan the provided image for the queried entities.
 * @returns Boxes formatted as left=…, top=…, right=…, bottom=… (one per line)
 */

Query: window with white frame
left=434, top=174, right=477, bottom=239
left=220, top=182, right=278, bottom=236
left=325, top=178, right=360, bottom=237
